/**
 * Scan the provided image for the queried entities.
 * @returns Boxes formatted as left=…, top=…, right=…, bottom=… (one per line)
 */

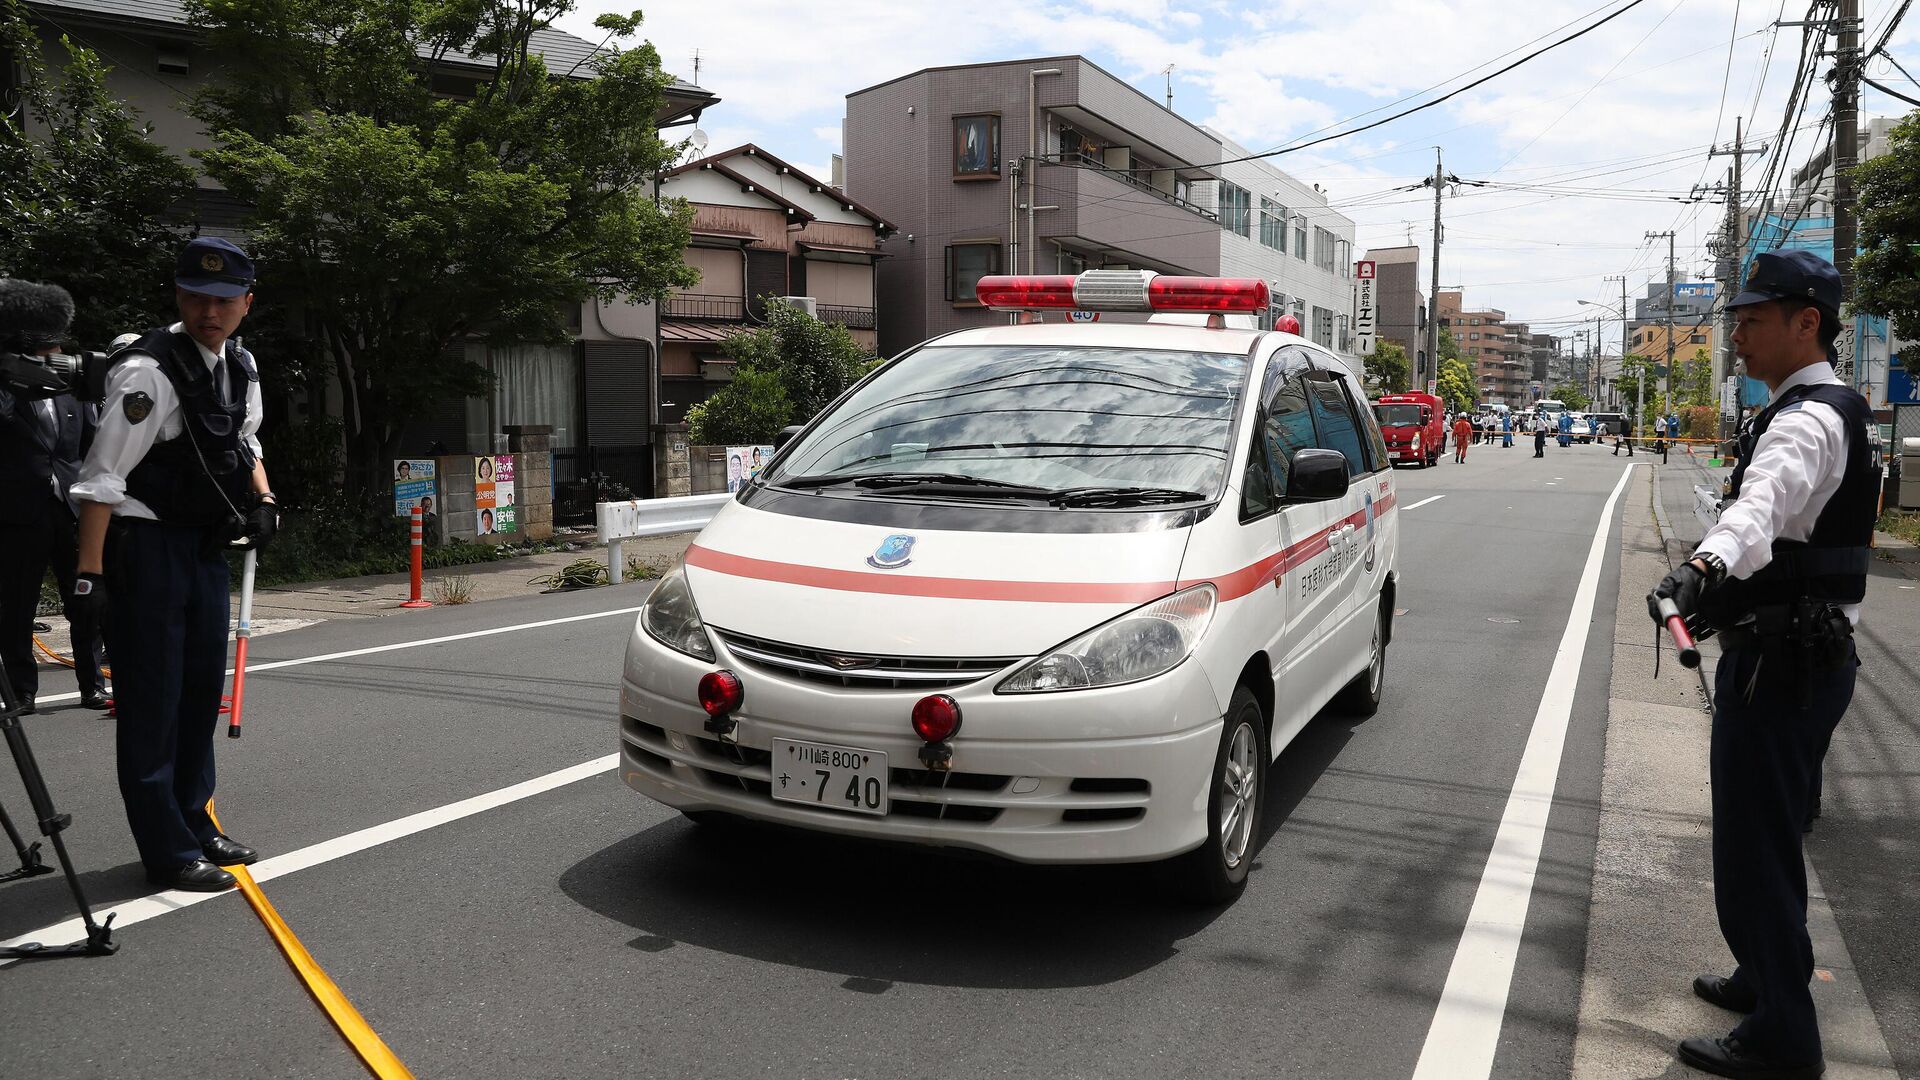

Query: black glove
left=243, top=494, right=279, bottom=550
left=1647, top=561, right=1709, bottom=625
left=71, top=572, right=109, bottom=624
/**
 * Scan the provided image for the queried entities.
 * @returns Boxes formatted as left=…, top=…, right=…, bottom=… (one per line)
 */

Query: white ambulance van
left=619, top=270, right=1399, bottom=902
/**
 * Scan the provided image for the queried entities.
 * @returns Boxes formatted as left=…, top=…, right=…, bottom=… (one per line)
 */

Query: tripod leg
left=0, top=795, right=53, bottom=882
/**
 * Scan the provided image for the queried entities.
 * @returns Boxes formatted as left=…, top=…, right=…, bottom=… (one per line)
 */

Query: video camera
left=0, top=278, right=113, bottom=402
left=0, top=347, right=112, bottom=402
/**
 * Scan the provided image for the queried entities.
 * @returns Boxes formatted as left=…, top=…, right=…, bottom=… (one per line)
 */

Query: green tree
left=1436, top=356, right=1475, bottom=414
left=1549, top=382, right=1590, bottom=411
left=1364, top=340, right=1411, bottom=395
left=0, top=0, right=194, bottom=343
left=189, top=1, right=696, bottom=495
left=1674, top=347, right=1714, bottom=407
left=1851, top=111, right=1920, bottom=370
left=687, top=300, right=877, bottom=444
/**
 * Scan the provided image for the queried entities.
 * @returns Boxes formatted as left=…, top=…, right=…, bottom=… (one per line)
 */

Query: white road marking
left=1410, top=462, right=1638, bottom=1080
left=34, top=605, right=646, bottom=705
left=1403, top=494, right=1447, bottom=511
left=1, top=754, right=619, bottom=962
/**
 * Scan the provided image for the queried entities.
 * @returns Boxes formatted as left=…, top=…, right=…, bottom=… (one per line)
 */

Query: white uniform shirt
left=70, top=324, right=264, bottom=520
left=1694, top=361, right=1859, bottom=624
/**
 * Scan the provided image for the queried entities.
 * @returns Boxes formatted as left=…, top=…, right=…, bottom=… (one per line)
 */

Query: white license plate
left=771, top=738, right=889, bottom=816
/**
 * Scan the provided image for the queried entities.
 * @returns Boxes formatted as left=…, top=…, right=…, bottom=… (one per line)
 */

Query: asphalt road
left=0, top=443, right=1752, bottom=1080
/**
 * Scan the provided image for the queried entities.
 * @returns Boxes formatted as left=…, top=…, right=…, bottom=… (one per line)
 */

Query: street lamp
left=1580, top=298, right=1633, bottom=419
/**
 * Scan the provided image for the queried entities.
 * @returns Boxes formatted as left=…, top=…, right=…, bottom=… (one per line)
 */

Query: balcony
left=663, top=293, right=746, bottom=321
left=1044, top=165, right=1223, bottom=274
left=818, top=305, right=877, bottom=330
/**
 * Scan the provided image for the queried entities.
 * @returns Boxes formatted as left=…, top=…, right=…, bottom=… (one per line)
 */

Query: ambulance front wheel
left=1167, top=687, right=1267, bottom=905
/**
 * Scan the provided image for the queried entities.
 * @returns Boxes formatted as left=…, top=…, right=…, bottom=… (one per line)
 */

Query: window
left=945, top=242, right=1000, bottom=303
left=1241, top=427, right=1274, bottom=520
left=1314, top=227, right=1337, bottom=272
left=1219, top=183, right=1252, bottom=237
left=1338, top=314, right=1352, bottom=353
left=1259, top=197, right=1287, bottom=251
left=953, top=114, right=1001, bottom=179
left=1312, top=306, right=1335, bottom=349
left=1337, top=239, right=1352, bottom=277
left=1293, top=214, right=1307, bottom=260
left=1260, top=353, right=1318, bottom=499
left=1306, top=373, right=1369, bottom=480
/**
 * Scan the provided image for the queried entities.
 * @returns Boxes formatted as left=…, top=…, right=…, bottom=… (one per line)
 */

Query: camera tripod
left=0, top=655, right=117, bottom=959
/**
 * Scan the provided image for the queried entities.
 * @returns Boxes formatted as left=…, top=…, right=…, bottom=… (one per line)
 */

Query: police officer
left=68, top=238, right=278, bottom=893
left=0, top=281, right=111, bottom=713
left=1648, top=250, right=1873, bottom=1080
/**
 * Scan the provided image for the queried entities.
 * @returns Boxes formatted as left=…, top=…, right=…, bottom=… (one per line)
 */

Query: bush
left=1679, top=405, right=1719, bottom=438
left=244, top=491, right=503, bottom=586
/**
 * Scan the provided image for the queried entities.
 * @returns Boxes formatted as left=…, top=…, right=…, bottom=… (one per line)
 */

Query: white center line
left=34, top=605, right=646, bottom=706
left=2, top=755, right=620, bottom=962
left=1402, top=494, right=1447, bottom=511
left=1410, top=462, right=1638, bottom=1080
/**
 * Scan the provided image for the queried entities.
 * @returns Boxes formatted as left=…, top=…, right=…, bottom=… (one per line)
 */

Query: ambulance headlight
left=997, top=584, right=1216, bottom=693
left=641, top=568, right=715, bottom=661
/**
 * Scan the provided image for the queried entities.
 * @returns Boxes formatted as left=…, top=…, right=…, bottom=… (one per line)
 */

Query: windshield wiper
left=777, top=472, right=1051, bottom=499
left=1046, top=486, right=1207, bottom=508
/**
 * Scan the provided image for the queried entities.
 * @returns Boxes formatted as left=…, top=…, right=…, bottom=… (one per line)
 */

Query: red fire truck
left=1370, top=392, right=1445, bottom=468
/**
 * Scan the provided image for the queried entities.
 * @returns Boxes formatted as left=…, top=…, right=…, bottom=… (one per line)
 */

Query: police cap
left=1726, top=250, right=1842, bottom=314
left=176, top=236, right=256, bottom=298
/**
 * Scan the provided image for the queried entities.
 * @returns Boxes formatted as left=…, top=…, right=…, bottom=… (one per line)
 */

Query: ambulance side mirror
left=1286, top=449, right=1349, bottom=503
left=774, top=424, right=804, bottom=450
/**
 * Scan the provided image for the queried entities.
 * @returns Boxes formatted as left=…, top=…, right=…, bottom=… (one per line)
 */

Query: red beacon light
left=697, top=670, right=744, bottom=743
left=976, top=270, right=1269, bottom=316
left=911, top=694, right=963, bottom=771
left=1276, top=313, right=1302, bottom=335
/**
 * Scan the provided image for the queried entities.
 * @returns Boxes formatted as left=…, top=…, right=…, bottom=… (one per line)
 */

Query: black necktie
left=211, top=354, right=229, bottom=407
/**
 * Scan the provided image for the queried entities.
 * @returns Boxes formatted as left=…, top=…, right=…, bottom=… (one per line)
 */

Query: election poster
left=474, top=454, right=518, bottom=535
left=725, top=445, right=774, bottom=493
left=392, top=459, right=436, bottom=517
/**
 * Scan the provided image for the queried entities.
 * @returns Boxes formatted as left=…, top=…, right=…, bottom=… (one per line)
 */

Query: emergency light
left=976, top=270, right=1270, bottom=313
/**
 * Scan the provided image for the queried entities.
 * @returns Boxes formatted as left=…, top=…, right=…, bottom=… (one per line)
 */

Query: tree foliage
left=1851, top=111, right=1920, bottom=367
left=686, top=301, right=878, bottom=444
left=1364, top=340, right=1411, bottom=395
left=0, top=0, right=195, bottom=343
left=1549, top=382, right=1591, bottom=411
left=1436, top=356, right=1475, bottom=414
left=187, top=0, right=697, bottom=494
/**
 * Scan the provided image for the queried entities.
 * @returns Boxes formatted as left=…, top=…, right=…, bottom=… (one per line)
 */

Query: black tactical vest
left=119, top=328, right=258, bottom=528
left=1706, top=379, right=1877, bottom=621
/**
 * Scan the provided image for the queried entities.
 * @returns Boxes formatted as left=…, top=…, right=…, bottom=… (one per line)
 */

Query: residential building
left=16, top=0, right=719, bottom=494
left=1364, top=246, right=1428, bottom=378
left=843, top=56, right=1360, bottom=362
left=1434, top=291, right=1530, bottom=406
left=654, top=144, right=893, bottom=422
left=1529, top=333, right=1562, bottom=387
left=1627, top=322, right=1714, bottom=368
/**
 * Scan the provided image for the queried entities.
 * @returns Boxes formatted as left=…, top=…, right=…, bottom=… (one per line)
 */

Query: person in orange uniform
left=1452, top=414, right=1473, bottom=463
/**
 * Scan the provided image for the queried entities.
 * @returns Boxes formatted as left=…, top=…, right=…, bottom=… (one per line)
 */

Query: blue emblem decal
left=866, top=534, right=916, bottom=570
left=1364, top=490, right=1376, bottom=541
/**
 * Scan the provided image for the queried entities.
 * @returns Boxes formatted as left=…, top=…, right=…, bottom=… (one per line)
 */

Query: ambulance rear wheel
left=1334, top=597, right=1388, bottom=717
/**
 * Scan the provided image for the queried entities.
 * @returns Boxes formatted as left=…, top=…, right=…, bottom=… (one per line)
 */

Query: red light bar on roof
left=976, top=270, right=1271, bottom=314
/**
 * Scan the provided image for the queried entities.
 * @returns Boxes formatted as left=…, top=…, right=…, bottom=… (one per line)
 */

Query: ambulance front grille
left=714, top=630, right=1020, bottom=691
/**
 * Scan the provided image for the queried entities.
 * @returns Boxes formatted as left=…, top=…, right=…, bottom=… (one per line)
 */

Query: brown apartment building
left=1363, top=245, right=1428, bottom=380
left=654, top=145, right=893, bottom=421
left=1436, top=290, right=1531, bottom=407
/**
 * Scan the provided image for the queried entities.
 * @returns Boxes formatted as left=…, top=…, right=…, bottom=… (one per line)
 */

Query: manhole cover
left=1488, top=616, right=1520, bottom=624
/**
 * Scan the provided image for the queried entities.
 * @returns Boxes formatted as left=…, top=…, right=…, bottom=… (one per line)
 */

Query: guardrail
left=596, top=492, right=731, bottom=578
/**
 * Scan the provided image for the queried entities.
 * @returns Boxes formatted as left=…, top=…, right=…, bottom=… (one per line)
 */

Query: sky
left=556, top=0, right=1919, bottom=355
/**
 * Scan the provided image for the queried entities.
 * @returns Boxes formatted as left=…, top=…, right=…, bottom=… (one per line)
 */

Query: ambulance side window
left=1240, top=426, right=1274, bottom=520
left=1262, top=353, right=1319, bottom=498
left=1305, top=374, right=1368, bottom=480
left=1346, top=377, right=1391, bottom=471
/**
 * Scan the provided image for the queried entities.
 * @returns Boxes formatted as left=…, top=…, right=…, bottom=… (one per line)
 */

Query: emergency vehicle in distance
left=1371, top=391, right=1445, bottom=468
left=618, top=269, right=1399, bottom=903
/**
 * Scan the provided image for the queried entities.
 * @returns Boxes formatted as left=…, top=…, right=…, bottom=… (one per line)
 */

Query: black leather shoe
left=80, top=690, right=110, bottom=710
left=15, top=695, right=34, bottom=715
left=202, top=833, right=259, bottom=866
left=1694, top=973, right=1758, bottom=1013
left=149, top=859, right=236, bottom=892
left=1678, top=1035, right=1822, bottom=1079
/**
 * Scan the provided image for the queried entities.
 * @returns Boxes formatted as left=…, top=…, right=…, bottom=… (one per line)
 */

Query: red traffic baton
left=1656, top=596, right=1700, bottom=668
left=227, top=547, right=257, bottom=738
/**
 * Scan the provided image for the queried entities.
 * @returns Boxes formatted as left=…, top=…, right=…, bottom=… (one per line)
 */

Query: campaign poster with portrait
left=393, top=459, right=436, bottom=516
left=725, top=445, right=774, bottom=493
left=474, top=454, right=518, bottom=535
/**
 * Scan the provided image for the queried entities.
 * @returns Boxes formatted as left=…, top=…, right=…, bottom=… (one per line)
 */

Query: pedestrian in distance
left=0, top=279, right=110, bottom=713
left=1615, top=416, right=1635, bottom=457
left=1532, top=417, right=1547, bottom=458
left=1501, top=411, right=1514, bottom=448
left=1452, top=413, right=1473, bottom=463
left=1647, top=250, right=1874, bottom=1080
left=69, top=237, right=280, bottom=894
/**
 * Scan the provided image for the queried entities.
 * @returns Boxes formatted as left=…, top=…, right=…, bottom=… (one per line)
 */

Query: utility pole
left=1647, top=230, right=1676, bottom=418
left=1832, top=0, right=1862, bottom=381
left=1425, top=148, right=1444, bottom=394
left=1708, top=116, right=1766, bottom=436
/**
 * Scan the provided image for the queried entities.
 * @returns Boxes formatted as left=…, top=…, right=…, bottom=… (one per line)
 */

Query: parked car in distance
left=1568, top=413, right=1594, bottom=442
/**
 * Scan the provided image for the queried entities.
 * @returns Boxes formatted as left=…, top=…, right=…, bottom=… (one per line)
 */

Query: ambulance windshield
left=770, top=345, right=1248, bottom=501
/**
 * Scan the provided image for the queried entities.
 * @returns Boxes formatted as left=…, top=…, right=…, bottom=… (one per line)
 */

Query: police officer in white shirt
left=68, top=237, right=279, bottom=893
left=1648, top=250, right=1875, bottom=1080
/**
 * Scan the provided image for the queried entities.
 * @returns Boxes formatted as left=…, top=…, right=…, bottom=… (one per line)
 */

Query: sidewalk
left=1571, top=463, right=1902, bottom=1078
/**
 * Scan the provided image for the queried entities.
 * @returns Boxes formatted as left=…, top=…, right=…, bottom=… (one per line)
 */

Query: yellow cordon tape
left=207, top=802, right=416, bottom=1080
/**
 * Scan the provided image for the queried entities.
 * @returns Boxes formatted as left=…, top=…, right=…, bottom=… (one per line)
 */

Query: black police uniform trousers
left=1710, top=640, right=1856, bottom=1065
left=107, top=518, right=230, bottom=874
left=0, top=493, right=108, bottom=702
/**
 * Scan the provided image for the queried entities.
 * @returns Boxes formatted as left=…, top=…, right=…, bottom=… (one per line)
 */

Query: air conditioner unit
left=780, top=296, right=818, bottom=317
